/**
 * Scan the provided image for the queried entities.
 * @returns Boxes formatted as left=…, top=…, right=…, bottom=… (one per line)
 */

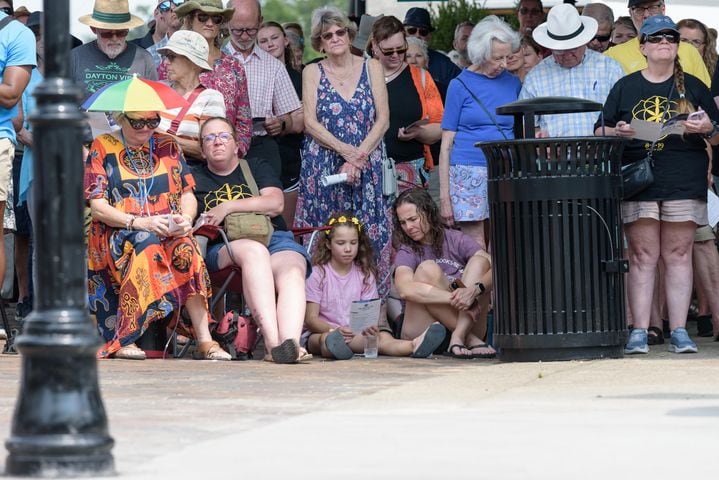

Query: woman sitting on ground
left=304, top=213, right=446, bottom=360
left=392, top=188, right=495, bottom=359
left=192, top=117, right=312, bottom=363
left=85, top=110, right=230, bottom=361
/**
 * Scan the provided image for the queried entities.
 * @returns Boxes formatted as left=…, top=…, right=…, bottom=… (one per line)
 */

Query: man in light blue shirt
left=519, top=3, right=624, bottom=137
left=0, top=7, right=35, bottom=311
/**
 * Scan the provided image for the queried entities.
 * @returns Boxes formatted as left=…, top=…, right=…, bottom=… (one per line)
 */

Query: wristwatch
left=474, top=282, right=487, bottom=296
left=704, top=121, right=719, bottom=139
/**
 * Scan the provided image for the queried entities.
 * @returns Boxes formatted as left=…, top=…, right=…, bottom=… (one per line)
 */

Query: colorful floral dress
left=296, top=61, right=392, bottom=293
left=84, top=132, right=212, bottom=358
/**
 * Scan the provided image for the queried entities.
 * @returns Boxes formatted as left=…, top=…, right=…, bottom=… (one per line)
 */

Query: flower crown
left=326, top=215, right=362, bottom=234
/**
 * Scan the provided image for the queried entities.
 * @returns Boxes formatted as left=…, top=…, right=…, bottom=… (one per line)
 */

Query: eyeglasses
left=0, top=6, right=12, bottom=16
left=158, top=0, right=183, bottom=13
left=518, top=8, right=543, bottom=16
left=379, top=44, right=408, bottom=56
left=202, top=132, right=234, bottom=144
left=405, top=26, right=430, bottom=37
left=320, top=28, right=347, bottom=41
left=681, top=37, right=705, bottom=48
left=163, top=53, right=179, bottom=62
left=98, top=29, right=129, bottom=39
left=644, top=33, right=679, bottom=44
left=230, top=27, right=259, bottom=37
left=630, top=3, right=664, bottom=17
left=592, top=34, right=612, bottom=43
left=194, top=12, right=224, bottom=25
left=124, top=115, right=161, bottom=130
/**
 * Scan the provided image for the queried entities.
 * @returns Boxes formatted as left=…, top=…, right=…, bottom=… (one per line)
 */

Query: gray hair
left=582, top=3, right=614, bottom=30
left=454, top=21, right=475, bottom=41
left=309, top=6, right=357, bottom=52
left=406, top=36, right=428, bottom=60
left=467, top=15, right=520, bottom=66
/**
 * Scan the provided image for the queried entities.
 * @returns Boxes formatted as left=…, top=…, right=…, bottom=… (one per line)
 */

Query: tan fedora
left=174, top=0, right=235, bottom=23
left=79, top=0, right=144, bottom=30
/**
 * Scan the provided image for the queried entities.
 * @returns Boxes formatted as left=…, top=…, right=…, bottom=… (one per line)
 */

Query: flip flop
left=324, top=330, right=354, bottom=360
left=271, top=338, right=300, bottom=364
left=445, top=344, right=473, bottom=359
left=647, top=326, right=664, bottom=345
left=467, top=343, right=496, bottom=359
left=411, top=322, right=446, bottom=358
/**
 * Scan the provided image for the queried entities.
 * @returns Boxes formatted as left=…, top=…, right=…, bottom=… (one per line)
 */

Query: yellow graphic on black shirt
left=631, top=95, right=678, bottom=144
left=203, top=182, right=253, bottom=210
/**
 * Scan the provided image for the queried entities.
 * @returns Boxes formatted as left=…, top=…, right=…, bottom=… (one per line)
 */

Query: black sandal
left=647, top=326, right=664, bottom=345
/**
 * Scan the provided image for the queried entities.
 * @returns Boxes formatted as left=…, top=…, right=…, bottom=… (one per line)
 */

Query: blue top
left=441, top=69, right=520, bottom=167
left=19, top=68, right=43, bottom=204
left=0, top=13, right=37, bottom=143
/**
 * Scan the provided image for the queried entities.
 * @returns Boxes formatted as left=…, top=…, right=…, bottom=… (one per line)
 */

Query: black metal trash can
left=478, top=98, right=628, bottom=362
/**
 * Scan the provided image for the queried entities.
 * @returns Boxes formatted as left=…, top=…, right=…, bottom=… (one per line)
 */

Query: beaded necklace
left=121, top=132, right=155, bottom=217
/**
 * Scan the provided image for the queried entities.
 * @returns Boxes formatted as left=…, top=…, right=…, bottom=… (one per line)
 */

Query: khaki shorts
left=0, top=138, right=14, bottom=202
left=694, top=224, right=717, bottom=242
left=622, top=199, right=708, bottom=225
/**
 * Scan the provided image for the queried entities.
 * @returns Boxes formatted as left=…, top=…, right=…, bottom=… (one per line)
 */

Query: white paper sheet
left=708, top=188, right=719, bottom=228
left=349, top=298, right=381, bottom=334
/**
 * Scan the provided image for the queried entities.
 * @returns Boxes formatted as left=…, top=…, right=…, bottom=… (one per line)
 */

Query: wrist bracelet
left=126, top=214, right=135, bottom=231
left=704, top=121, right=719, bottom=139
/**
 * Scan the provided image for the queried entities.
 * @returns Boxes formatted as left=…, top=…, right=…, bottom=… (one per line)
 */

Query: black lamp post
left=4, top=0, right=115, bottom=476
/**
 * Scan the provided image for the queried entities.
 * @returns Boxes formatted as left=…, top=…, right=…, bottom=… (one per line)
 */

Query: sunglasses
left=98, top=29, right=129, bottom=39
left=0, top=6, right=12, bottom=16
left=592, top=34, right=611, bottom=43
left=202, top=132, right=234, bottom=144
left=158, top=0, right=183, bottom=13
left=194, top=12, right=224, bottom=25
left=320, top=28, right=347, bottom=42
left=405, top=26, right=430, bottom=37
left=125, top=115, right=161, bottom=130
left=644, top=33, right=679, bottom=44
left=163, top=53, right=179, bottom=62
left=230, top=27, right=259, bottom=37
left=379, top=45, right=408, bottom=56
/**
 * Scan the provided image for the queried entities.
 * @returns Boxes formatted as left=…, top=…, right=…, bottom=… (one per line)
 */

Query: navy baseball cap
left=639, top=15, right=678, bottom=38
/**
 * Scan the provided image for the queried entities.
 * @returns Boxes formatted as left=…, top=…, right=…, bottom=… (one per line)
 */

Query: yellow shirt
left=604, top=37, right=711, bottom=87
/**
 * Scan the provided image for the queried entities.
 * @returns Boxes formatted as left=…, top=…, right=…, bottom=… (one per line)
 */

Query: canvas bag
left=223, top=158, right=274, bottom=246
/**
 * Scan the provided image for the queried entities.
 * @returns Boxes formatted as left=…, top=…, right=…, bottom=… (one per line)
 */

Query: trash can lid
left=497, top=97, right=603, bottom=116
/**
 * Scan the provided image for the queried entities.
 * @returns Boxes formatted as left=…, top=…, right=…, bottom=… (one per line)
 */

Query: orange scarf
left=409, top=64, right=444, bottom=171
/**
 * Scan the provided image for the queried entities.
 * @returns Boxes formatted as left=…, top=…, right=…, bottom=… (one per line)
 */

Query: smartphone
left=449, top=279, right=466, bottom=291
left=688, top=110, right=705, bottom=121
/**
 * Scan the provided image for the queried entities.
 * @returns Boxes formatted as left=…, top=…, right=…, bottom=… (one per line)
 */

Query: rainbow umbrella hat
left=81, top=74, right=188, bottom=112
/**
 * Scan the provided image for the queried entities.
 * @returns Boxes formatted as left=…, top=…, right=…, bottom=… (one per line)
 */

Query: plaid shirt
left=222, top=42, right=301, bottom=136
left=519, top=49, right=624, bottom=137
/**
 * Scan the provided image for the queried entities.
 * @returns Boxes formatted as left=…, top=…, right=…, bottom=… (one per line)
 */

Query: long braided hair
left=672, top=58, right=694, bottom=114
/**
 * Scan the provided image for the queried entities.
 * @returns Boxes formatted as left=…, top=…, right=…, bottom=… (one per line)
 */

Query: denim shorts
left=205, top=230, right=312, bottom=277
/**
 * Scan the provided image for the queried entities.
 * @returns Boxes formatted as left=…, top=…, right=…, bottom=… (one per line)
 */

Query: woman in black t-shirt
left=193, top=117, right=312, bottom=364
left=368, top=16, right=444, bottom=193
left=595, top=16, right=719, bottom=355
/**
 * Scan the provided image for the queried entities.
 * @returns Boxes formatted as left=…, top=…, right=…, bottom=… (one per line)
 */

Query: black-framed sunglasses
left=0, top=6, right=12, bottom=16
left=158, top=0, right=184, bottom=13
left=379, top=44, right=408, bottom=56
left=592, top=34, right=611, bottom=43
left=405, top=26, right=430, bottom=37
left=194, top=12, right=224, bottom=25
left=202, top=132, right=234, bottom=144
left=230, top=27, right=259, bottom=37
left=320, top=28, right=347, bottom=41
left=98, top=29, right=129, bottom=39
left=644, top=33, right=679, bottom=44
left=124, top=115, right=161, bottom=130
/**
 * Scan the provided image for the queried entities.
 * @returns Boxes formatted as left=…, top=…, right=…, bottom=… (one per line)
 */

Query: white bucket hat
left=532, top=4, right=598, bottom=50
left=158, top=30, right=212, bottom=71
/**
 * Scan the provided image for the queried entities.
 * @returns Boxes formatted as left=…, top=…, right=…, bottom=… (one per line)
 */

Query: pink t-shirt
left=305, top=263, right=378, bottom=328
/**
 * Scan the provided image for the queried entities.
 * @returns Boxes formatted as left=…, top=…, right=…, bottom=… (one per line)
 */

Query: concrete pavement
left=1, top=333, right=718, bottom=479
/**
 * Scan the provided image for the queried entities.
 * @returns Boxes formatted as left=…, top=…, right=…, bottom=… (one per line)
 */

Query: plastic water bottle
left=364, top=334, right=378, bottom=358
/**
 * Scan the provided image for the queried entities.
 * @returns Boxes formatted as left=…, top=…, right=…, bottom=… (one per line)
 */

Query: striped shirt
left=519, top=49, right=624, bottom=137
left=157, top=87, right=226, bottom=141
left=222, top=42, right=301, bottom=136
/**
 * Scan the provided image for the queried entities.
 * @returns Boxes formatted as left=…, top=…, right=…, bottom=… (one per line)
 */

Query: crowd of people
left=2, top=0, right=718, bottom=361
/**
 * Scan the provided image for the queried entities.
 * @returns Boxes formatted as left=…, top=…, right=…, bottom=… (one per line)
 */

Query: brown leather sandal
left=194, top=341, right=231, bottom=361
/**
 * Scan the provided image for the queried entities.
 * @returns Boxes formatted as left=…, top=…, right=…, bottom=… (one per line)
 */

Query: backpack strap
left=0, top=15, right=15, bottom=31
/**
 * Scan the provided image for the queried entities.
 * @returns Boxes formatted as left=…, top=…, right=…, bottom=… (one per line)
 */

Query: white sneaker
left=0, top=328, right=6, bottom=340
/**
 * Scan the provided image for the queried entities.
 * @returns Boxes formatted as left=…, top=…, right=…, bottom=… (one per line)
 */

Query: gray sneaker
left=669, top=327, right=698, bottom=354
left=624, top=328, right=649, bottom=354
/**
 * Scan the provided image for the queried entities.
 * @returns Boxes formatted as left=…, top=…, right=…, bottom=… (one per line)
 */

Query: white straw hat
left=532, top=4, right=598, bottom=50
